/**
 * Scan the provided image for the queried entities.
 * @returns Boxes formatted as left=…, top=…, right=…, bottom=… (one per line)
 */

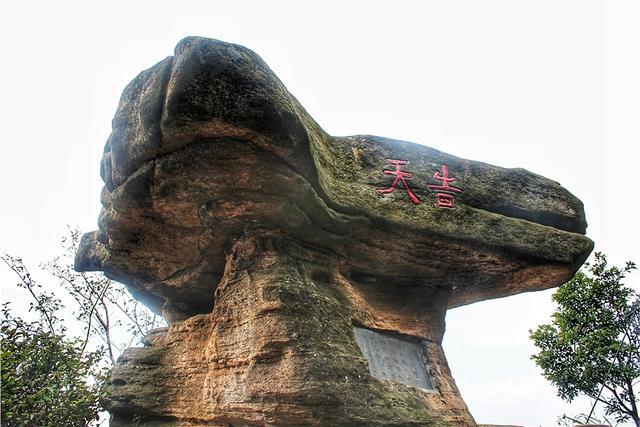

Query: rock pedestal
left=109, top=234, right=471, bottom=426
left=76, top=37, right=593, bottom=426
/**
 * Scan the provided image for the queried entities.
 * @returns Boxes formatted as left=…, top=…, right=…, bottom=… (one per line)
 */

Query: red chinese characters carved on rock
left=427, top=164, right=462, bottom=208
left=377, top=161, right=462, bottom=208
left=377, top=159, right=421, bottom=205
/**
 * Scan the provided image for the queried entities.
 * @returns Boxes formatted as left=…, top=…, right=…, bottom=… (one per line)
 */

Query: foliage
left=530, top=252, right=639, bottom=426
left=1, top=252, right=107, bottom=426
left=1, top=228, right=166, bottom=426
left=1, top=305, right=107, bottom=426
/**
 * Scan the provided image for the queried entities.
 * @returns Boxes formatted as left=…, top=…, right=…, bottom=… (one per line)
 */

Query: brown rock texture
left=76, top=37, right=593, bottom=426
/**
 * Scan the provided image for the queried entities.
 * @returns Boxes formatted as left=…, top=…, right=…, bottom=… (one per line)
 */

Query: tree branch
left=602, top=383, right=632, bottom=415
left=80, top=281, right=111, bottom=355
left=2, top=257, right=56, bottom=333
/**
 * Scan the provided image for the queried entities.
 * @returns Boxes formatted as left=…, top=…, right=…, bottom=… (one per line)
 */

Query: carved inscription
left=377, top=159, right=421, bottom=205
left=427, top=164, right=462, bottom=208
left=353, top=326, right=433, bottom=390
left=377, top=160, right=463, bottom=208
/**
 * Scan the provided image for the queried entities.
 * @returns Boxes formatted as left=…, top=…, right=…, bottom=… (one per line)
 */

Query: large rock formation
left=76, top=37, right=593, bottom=426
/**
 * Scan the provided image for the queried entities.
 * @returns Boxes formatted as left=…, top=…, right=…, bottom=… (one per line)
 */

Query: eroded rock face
left=76, top=37, right=593, bottom=426
left=107, top=235, right=471, bottom=426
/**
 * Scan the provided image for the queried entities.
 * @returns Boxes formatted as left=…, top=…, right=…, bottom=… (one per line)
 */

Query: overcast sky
left=1, top=1, right=638, bottom=426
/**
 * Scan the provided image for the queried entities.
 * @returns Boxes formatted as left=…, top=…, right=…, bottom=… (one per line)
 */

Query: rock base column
left=107, top=233, right=475, bottom=426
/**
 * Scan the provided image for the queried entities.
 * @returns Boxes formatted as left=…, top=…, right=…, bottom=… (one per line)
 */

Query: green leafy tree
left=530, top=253, right=639, bottom=426
left=1, top=229, right=165, bottom=426
left=0, top=255, right=107, bottom=426
left=1, top=305, right=107, bottom=426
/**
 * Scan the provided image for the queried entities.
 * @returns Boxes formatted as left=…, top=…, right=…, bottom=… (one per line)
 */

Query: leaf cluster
left=530, top=252, right=639, bottom=424
left=1, top=304, right=107, bottom=426
left=1, top=229, right=166, bottom=426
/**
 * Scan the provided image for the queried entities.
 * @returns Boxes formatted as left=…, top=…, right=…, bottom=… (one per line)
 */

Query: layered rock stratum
left=76, top=37, right=593, bottom=426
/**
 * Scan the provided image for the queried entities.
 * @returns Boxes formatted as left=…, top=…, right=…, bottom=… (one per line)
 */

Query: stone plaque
left=353, top=326, right=433, bottom=390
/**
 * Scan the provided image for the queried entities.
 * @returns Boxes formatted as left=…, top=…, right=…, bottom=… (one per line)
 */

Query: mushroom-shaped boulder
left=77, top=37, right=593, bottom=427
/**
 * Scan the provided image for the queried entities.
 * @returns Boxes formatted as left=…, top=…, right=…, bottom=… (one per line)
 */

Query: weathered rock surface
left=76, top=37, right=593, bottom=426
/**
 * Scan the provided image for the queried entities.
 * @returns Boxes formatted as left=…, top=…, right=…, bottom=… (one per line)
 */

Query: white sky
left=1, top=1, right=638, bottom=425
